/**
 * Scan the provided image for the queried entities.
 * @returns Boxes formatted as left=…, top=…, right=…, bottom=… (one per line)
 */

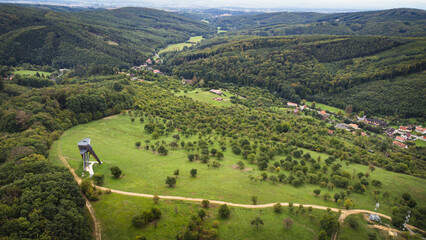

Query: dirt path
left=57, top=145, right=422, bottom=236
left=58, top=140, right=101, bottom=240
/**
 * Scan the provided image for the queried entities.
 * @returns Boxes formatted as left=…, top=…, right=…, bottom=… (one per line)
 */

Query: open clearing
left=175, top=89, right=236, bottom=107
left=159, top=36, right=204, bottom=54
left=217, top=27, right=227, bottom=34
left=14, top=69, right=51, bottom=77
left=304, top=100, right=344, bottom=114
left=49, top=115, right=426, bottom=218
left=93, top=193, right=329, bottom=240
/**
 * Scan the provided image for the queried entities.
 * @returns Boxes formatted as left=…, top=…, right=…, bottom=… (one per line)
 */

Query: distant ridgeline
left=0, top=4, right=215, bottom=68
left=167, top=35, right=426, bottom=117
left=211, top=8, right=426, bottom=37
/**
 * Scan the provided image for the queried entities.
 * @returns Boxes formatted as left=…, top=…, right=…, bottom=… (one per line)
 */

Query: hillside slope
left=166, top=35, right=426, bottom=117
left=0, top=4, right=214, bottom=68
left=212, top=8, right=426, bottom=37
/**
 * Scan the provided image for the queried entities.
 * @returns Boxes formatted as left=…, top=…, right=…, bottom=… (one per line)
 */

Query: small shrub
left=153, top=195, right=160, bottom=204
left=347, top=217, right=359, bottom=229
left=132, top=214, right=145, bottom=228
left=212, top=220, right=220, bottom=229
left=274, top=203, right=282, bottom=213
left=110, top=166, right=122, bottom=178
left=202, top=199, right=210, bottom=208
left=81, top=179, right=99, bottom=201
left=91, top=173, right=104, bottom=185
left=165, top=176, right=176, bottom=187
left=251, top=196, right=257, bottom=205
left=218, top=204, right=230, bottom=218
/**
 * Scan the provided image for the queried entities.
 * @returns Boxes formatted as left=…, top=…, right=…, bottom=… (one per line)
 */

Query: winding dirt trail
left=57, top=141, right=423, bottom=238
left=58, top=140, right=101, bottom=240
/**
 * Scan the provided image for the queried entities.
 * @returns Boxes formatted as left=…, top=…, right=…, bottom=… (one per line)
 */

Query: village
left=125, top=57, right=164, bottom=81
left=284, top=101, right=426, bottom=149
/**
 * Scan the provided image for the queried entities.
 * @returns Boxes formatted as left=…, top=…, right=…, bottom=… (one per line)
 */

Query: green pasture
left=415, top=139, right=426, bottom=147
left=217, top=27, right=227, bottom=34
left=304, top=101, right=344, bottom=114
left=92, top=193, right=348, bottom=240
left=159, top=36, right=203, bottom=54
left=49, top=115, right=426, bottom=218
left=14, top=69, right=51, bottom=77
left=187, top=36, right=203, bottom=43
left=175, top=89, right=235, bottom=107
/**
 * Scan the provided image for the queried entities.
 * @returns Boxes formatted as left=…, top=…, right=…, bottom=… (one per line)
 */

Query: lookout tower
left=78, top=138, right=102, bottom=177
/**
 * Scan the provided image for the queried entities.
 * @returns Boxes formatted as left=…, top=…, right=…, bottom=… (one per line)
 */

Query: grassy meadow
left=304, top=100, right=344, bottom=114
left=92, top=192, right=363, bottom=240
left=49, top=115, right=426, bottom=218
left=217, top=27, right=227, bottom=34
left=14, top=69, right=51, bottom=77
left=175, top=89, right=236, bottom=107
left=159, top=36, right=204, bottom=54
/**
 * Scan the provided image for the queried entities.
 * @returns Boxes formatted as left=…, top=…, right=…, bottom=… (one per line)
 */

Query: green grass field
left=415, top=139, right=426, bottom=147
left=49, top=115, right=426, bottom=218
left=92, top=192, right=347, bottom=240
left=339, top=214, right=383, bottom=240
left=304, top=101, right=344, bottom=114
left=187, top=36, right=203, bottom=43
left=217, top=27, right=227, bottom=34
left=14, top=69, right=51, bottom=77
left=175, top=89, right=235, bottom=107
left=159, top=36, right=203, bottom=54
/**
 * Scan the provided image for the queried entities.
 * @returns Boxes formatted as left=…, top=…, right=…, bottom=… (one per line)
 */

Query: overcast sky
left=230, top=0, right=424, bottom=9
left=1, top=0, right=426, bottom=10
left=154, top=0, right=426, bottom=10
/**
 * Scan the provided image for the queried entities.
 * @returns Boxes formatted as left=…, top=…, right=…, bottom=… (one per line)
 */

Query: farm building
left=210, top=89, right=223, bottom=95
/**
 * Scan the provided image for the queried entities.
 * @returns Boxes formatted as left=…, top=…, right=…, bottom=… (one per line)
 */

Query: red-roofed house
left=319, top=110, right=327, bottom=115
left=395, top=136, right=405, bottom=142
left=415, top=127, right=426, bottom=134
left=361, top=132, right=367, bottom=137
left=349, top=124, right=359, bottom=129
left=393, top=141, right=408, bottom=149
left=399, top=126, right=410, bottom=132
left=146, top=58, right=152, bottom=65
left=287, top=102, right=298, bottom=107
left=153, top=70, right=161, bottom=74
left=328, top=130, right=334, bottom=135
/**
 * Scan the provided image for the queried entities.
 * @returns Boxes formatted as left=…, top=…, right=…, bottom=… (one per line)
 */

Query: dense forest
left=166, top=35, right=426, bottom=117
left=212, top=8, right=426, bottom=37
left=0, top=73, right=133, bottom=239
left=0, top=4, right=214, bottom=68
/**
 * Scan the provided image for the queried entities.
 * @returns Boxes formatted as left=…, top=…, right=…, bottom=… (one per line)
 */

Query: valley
left=0, top=3, right=425, bottom=240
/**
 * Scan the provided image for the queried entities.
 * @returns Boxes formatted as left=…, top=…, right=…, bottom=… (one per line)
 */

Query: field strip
left=57, top=139, right=425, bottom=235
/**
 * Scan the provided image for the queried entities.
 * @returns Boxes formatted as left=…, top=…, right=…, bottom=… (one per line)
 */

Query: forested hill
left=212, top=8, right=426, bottom=37
left=0, top=4, right=215, bottom=68
left=167, top=35, right=426, bottom=117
